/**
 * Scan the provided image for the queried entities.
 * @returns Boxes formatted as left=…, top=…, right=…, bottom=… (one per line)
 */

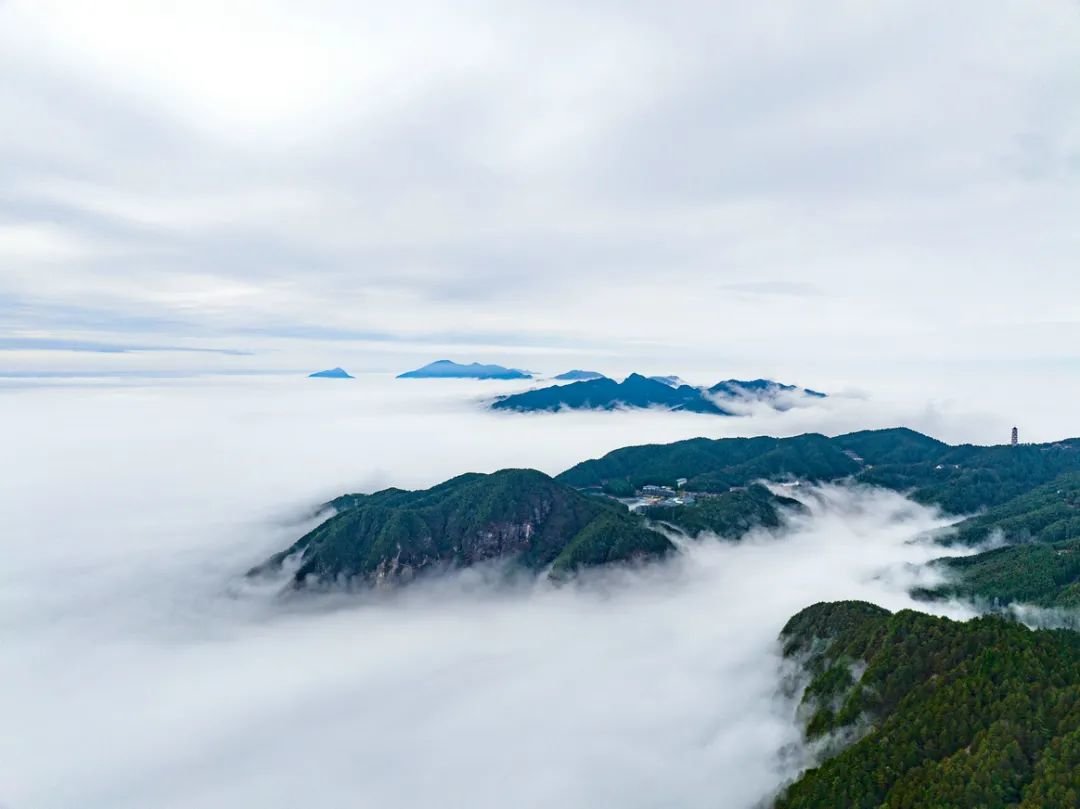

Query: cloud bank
left=0, top=377, right=979, bottom=808
left=2, top=1, right=1079, bottom=378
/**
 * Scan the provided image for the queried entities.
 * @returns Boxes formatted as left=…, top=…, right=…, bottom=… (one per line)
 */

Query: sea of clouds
left=1, top=375, right=990, bottom=808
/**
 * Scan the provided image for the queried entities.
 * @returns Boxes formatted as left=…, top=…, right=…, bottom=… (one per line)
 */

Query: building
left=1011, top=426, right=1019, bottom=446
left=641, top=484, right=677, bottom=498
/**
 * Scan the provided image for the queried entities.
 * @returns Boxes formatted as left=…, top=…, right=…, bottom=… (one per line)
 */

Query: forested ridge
left=261, top=428, right=1080, bottom=601
left=250, top=469, right=674, bottom=587
left=775, top=601, right=1080, bottom=808
left=557, top=428, right=1080, bottom=513
left=560, top=428, right=1080, bottom=610
left=916, top=474, right=1080, bottom=610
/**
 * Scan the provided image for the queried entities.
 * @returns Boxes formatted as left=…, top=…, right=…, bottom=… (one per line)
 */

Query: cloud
left=1, top=1, right=1078, bottom=371
left=0, top=376, right=985, bottom=808
left=0, top=337, right=252, bottom=355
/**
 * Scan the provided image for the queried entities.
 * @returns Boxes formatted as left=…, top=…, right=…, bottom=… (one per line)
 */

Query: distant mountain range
left=308, top=367, right=353, bottom=379
left=490, top=373, right=826, bottom=414
left=397, top=360, right=532, bottom=379
left=493, top=373, right=734, bottom=414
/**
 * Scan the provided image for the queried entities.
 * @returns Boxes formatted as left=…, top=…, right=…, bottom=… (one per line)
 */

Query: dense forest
left=916, top=538, right=1080, bottom=610
left=775, top=601, right=1080, bottom=808
left=250, top=469, right=674, bottom=587
left=263, top=428, right=1080, bottom=600
left=557, top=427, right=1080, bottom=513
left=912, top=473, right=1080, bottom=610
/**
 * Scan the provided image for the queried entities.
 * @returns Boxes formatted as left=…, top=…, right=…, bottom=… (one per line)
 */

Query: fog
left=1, top=376, right=981, bottom=808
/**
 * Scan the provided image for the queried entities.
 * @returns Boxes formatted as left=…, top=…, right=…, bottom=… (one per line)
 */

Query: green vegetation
left=911, top=474, right=1080, bottom=609
left=916, top=539, right=1080, bottom=610
left=265, top=428, right=1080, bottom=604
left=251, top=469, right=674, bottom=587
left=549, top=513, right=672, bottom=576
left=559, top=428, right=1080, bottom=513
left=642, top=484, right=804, bottom=539
left=858, top=440, right=1080, bottom=514
left=556, top=434, right=861, bottom=493
left=948, top=473, right=1080, bottom=546
left=776, top=601, right=1080, bottom=809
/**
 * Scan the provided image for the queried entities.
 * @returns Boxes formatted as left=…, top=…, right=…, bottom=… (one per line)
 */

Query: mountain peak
left=308, top=367, right=354, bottom=379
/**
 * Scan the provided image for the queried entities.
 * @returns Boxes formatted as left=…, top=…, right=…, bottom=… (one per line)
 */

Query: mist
left=2, top=375, right=981, bottom=808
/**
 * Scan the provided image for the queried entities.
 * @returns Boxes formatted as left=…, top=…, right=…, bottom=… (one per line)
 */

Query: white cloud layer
left=1, top=378, right=979, bottom=808
left=2, top=1, right=1079, bottom=376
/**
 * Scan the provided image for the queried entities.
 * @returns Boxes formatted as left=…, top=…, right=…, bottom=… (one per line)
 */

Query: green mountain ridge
left=250, top=468, right=675, bottom=587
left=248, top=428, right=1080, bottom=805
left=558, top=428, right=1080, bottom=514
left=774, top=601, right=1080, bottom=808
left=256, top=428, right=1080, bottom=601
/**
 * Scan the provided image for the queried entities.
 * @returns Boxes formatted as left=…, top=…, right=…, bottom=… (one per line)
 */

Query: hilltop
left=249, top=469, right=673, bottom=588
left=308, top=367, right=353, bottom=379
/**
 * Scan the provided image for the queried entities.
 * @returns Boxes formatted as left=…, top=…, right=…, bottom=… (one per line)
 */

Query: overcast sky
left=2, top=0, right=1079, bottom=377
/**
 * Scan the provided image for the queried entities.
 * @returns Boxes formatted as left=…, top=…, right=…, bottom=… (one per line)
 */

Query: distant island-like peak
left=553, top=370, right=608, bottom=381
left=308, top=367, right=354, bottom=379
left=397, top=360, right=532, bottom=380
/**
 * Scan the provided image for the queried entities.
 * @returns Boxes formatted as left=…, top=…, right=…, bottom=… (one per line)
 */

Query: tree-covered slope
left=831, top=426, right=948, bottom=464
left=910, top=474, right=1080, bottom=609
left=917, top=538, right=1080, bottom=609
left=775, top=601, right=1080, bottom=809
left=556, top=433, right=862, bottom=493
left=557, top=429, right=1080, bottom=513
left=948, top=472, right=1080, bottom=546
left=642, top=484, right=805, bottom=540
left=859, top=440, right=1080, bottom=514
left=250, top=469, right=674, bottom=588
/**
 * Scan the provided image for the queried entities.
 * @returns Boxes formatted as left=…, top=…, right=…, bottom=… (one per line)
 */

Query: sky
left=3, top=0, right=1080, bottom=385
left=0, top=376, right=977, bottom=809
